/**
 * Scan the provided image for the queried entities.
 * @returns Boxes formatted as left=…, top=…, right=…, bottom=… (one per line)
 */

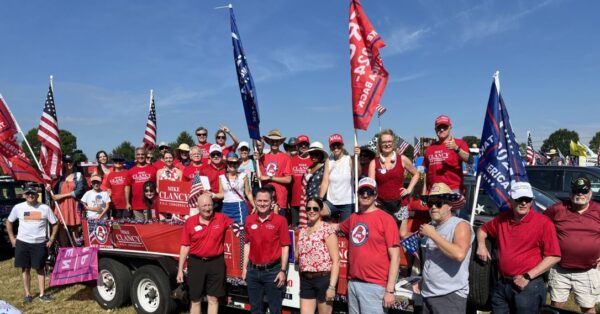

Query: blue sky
left=1, top=0, right=599, bottom=158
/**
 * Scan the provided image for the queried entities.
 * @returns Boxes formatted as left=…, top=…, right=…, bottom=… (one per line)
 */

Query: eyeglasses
left=514, top=197, right=533, bottom=204
left=572, top=187, right=590, bottom=195
left=216, top=136, right=226, bottom=139
left=196, top=133, right=207, bottom=136
left=210, top=153, right=222, bottom=158
left=380, top=141, right=393, bottom=146
left=427, top=199, right=447, bottom=208
left=306, top=206, right=321, bottom=212
left=358, top=188, right=376, bottom=197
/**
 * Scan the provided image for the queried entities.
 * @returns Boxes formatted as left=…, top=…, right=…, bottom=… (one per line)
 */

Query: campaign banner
left=50, top=247, right=98, bottom=287
left=224, top=228, right=244, bottom=278
left=337, top=236, right=349, bottom=296
left=157, top=180, right=191, bottom=215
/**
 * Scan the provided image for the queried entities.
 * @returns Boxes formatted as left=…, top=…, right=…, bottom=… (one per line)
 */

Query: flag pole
left=2, top=81, right=74, bottom=247
left=252, top=139, right=262, bottom=189
left=469, top=174, right=482, bottom=226
left=378, top=115, right=382, bottom=132
left=353, top=130, right=359, bottom=214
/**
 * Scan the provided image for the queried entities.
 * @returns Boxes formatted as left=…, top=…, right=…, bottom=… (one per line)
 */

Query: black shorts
left=299, top=272, right=330, bottom=301
left=377, top=199, right=402, bottom=225
left=187, top=255, right=226, bottom=300
left=14, top=240, right=47, bottom=269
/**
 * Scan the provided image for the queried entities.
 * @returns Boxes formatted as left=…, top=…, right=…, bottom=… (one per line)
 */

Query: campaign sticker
left=350, top=223, right=369, bottom=247
left=251, top=224, right=258, bottom=230
left=194, top=225, right=203, bottom=232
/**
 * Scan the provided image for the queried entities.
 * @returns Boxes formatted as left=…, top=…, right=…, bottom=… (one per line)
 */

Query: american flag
left=376, top=104, right=387, bottom=117
left=143, top=91, right=157, bottom=151
left=398, top=137, right=409, bottom=155
left=188, top=173, right=205, bottom=208
left=400, top=232, right=420, bottom=259
left=37, top=81, right=62, bottom=183
left=413, top=137, right=421, bottom=159
left=526, top=131, right=535, bottom=165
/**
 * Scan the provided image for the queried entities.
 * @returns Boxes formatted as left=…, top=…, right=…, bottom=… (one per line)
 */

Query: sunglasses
left=216, top=136, right=226, bottom=139
left=330, top=143, right=342, bottom=149
left=227, top=162, right=239, bottom=167
left=514, top=197, right=533, bottom=203
left=436, top=125, right=449, bottom=132
left=358, top=188, right=376, bottom=197
left=572, top=187, right=590, bottom=195
left=64, top=160, right=74, bottom=163
left=144, top=189, right=155, bottom=193
left=210, top=153, right=222, bottom=158
left=298, top=143, right=309, bottom=147
left=91, top=181, right=102, bottom=185
left=306, top=206, right=321, bottom=212
left=25, top=192, right=37, bottom=196
left=196, top=133, right=207, bottom=136
left=427, top=199, right=447, bottom=208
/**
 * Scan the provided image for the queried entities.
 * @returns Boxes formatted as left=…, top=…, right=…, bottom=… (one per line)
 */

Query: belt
left=500, top=276, right=516, bottom=283
left=249, top=260, right=280, bottom=270
left=191, top=254, right=222, bottom=262
left=558, top=266, right=593, bottom=273
left=301, top=271, right=330, bottom=279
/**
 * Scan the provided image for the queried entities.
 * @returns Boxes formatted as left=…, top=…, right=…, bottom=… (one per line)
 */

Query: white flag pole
left=469, top=174, right=482, bottom=226
left=353, top=130, right=359, bottom=214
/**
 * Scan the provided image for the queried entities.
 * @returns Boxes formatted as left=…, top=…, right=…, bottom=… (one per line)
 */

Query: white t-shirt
left=8, top=201, right=57, bottom=244
left=81, top=189, right=111, bottom=220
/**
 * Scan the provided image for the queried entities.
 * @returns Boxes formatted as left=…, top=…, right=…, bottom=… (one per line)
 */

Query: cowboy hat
left=263, top=129, right=286, bottom=141
left=421, top=182, right=465, bottom=210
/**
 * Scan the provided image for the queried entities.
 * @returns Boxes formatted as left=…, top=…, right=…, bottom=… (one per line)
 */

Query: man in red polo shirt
left=257, top=129, right=292, bottom=219
left=544, top=177, right=600, bottom=314
left=424, top=115, right=471, bottom=193
left=183, top=146, right=204, bottom=182
left=339, top=177, right=400, bottom=313
left=477, top=181, right=561, bottom=313
left=195, top=126, right=212, bottom=165
left=101, top=155, right=129, bottom=219
left=125, top=147, right=157, bottom=219
left=243, top=187, right=290, bottom=314
left=177, top=194, right=234, bottom=314
left=200, top=144, right=226, bottom=212
left=289, top=134, right=311, bottom=226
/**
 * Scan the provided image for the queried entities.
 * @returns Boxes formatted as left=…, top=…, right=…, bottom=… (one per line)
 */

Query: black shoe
left=39, top=294, right=52, bottom=302
left=23, top=295, right=33, bottom=304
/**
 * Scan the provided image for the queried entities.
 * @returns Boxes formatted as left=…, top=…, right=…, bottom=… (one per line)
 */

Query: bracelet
left=386, top=290, right=395, bottom=294
left=328, top=285, right=336, bottom=290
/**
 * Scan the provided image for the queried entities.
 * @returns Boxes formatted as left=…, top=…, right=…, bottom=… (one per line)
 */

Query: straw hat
left=421, top=182, right=466, bottom=210
left=263, top=129, right=286, bottom=141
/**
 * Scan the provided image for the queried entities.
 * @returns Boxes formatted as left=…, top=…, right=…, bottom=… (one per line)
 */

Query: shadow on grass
left=45, top=282, right=97, bottom=302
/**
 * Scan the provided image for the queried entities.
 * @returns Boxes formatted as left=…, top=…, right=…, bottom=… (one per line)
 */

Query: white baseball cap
left=238, top=141, right=250, bottom=150
left=358, top=177, right=377, bottom=190
left=209, top=144, right=222, bottom=154
left=510, top=181, right=533, bottom=199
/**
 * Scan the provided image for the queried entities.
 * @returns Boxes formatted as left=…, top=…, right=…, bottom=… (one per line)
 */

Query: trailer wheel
left=93, top=258, right=132, bottom=309
left=468, top=238, right=494, bottom=311
left=130, top=265, right=176, bottom=314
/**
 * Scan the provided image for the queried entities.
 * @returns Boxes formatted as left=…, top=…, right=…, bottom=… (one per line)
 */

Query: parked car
left=526, top=166, right=600, bottom=202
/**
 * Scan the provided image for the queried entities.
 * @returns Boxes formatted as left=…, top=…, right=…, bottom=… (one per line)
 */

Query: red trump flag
left=349, top=0, right=389, bottom=130
left=0, top=96, right=18, bottom=142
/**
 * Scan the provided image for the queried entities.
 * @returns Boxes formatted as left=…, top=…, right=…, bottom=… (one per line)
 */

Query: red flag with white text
left=0, top=96, right=18, bottom=142
left=0, top=139, right=43, bottom=183
left=349, top=0, right=389, bottom=130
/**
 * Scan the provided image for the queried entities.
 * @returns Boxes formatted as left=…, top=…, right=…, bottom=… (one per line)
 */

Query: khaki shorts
left=549, top=266, right=600, bottom=308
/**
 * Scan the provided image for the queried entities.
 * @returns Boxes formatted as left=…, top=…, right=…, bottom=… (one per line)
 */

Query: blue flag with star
left=230, top=7, right=260, bottom=140
left=477, top=72, right=528, bottom=211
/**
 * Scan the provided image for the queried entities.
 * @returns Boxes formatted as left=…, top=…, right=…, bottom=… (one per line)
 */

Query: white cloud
left=385, top=27, right=430, bottom=55
left=388, top=71, right=428, bottom=84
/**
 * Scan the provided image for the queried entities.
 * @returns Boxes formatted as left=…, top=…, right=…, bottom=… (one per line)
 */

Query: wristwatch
left=269, top=175, right=273, bottom=181
left=279, top=269, right=287, bottom=275
left=454, top=147, right=460, bottom=153
left=522, top=273, right=532, bottom=281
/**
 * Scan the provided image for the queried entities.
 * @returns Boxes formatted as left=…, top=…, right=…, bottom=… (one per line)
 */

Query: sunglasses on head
left=514, top=197, right=533, bottom=203
left=427, top=198, right=447, bottom=208
left=572, top=187, right=590, bottom=195
left=358, top=188, right=376, bottom=197
left=306, top=206, right=321, bottom=212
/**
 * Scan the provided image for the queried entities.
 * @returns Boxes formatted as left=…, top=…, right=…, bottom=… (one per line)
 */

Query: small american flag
left=397, top=137, right=409, bottom=155
left=376, top=104, right=387, bottom=117
left=413, top=137, right=421, bottom=159
left=526, top=131, right=535, bottom=165
left=37, top=80, right=62, bottom=183
left=401, top=232, right=420, bottom=259
left=142, top=91, right=157, bottom=151
left=188, top=173, right=205, bottom=208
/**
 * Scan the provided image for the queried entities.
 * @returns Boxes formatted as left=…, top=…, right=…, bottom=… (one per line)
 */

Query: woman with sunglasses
left=368, top=129, right=420, bottom=238
left=92, top=150, right=112, bottom=178
left=81, top=174, right=111, bottom=220
left=215, top=126, right=240, bottom=157
left=299, top=142, right=329, bottom=227
left=156, top=150, right=183, bottom=189
left=322, top=134, right=354, bottom=222
left=296, top=197, right=339, bottom=314
left=49, top=154, right=86, bottom=246
left=215, top=152, right=254, bottom=224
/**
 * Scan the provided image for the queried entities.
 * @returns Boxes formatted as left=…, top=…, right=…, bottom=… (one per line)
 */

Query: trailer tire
left=467, top=238, right=494, bottom=311
left=131, top=265, right=176, bottom=314
left=93, top=258, right=132, bottom=309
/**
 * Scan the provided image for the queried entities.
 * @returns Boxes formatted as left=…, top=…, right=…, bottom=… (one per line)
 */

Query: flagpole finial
left=229, top=3, right=232, bottom=8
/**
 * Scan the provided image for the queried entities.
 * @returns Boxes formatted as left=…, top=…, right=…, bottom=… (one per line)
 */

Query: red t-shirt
left=408, top=198, right=430, bottom=232
left=197, top=143, right=212, bottom=165
left=340, top=209, right=401, bottom=287
left=423, top=139, right=469, bottom=190
left=481, top=210, right=561, bottom=277
left=199, top=163, right=225, bottom=194
left=126, top=164, right=157, bottom=210
left=544, top=201, right=600, bottom=269
left=289, top=155, right=311, bottom=207
left=245, top=213, right=291, bottom=265
left=180, top=213, right=234, bottom=257
left=153, top=160, right=166, bottom=171
left=259, top=152, right=292, bottom=209
left=220, top=144, right=237, bottom=158
left=102, top=170, right=128, bottom=209
left=374, top=157, right=405, bottom=201
left=183, top=164, right=204, bottom=182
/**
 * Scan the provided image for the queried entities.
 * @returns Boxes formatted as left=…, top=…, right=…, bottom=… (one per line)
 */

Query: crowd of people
left=4, top=116, right=599, bottom=314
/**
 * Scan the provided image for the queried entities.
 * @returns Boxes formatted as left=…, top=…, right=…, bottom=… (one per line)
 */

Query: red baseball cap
left=296, top=135, right=310, bottom=144
left=328, top=134, right=344, bottom=146
left=435, top=115, right=451, bottom=127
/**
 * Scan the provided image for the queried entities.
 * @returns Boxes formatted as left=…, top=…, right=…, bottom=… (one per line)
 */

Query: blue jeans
left=324, top=200, right=353, bottom=222
left=348, top=280, right=388, bottom=314
left=246, top=266, right=284, bottom=314
left=491, top=277, right=546, bottom=314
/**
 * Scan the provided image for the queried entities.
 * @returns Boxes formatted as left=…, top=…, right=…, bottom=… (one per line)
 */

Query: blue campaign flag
left=230, top=7, right=260, bottom=140
left=477, top=72, right=528, bottom=211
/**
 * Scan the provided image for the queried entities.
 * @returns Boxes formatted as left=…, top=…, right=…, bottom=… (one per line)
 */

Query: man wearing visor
left=545, top=177, right=600, bottom=314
